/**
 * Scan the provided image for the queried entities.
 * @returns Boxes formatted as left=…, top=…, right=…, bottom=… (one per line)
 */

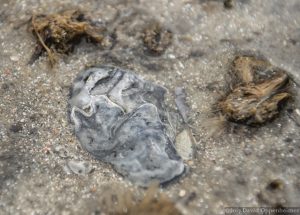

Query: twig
left=31, top=14, right=56, bottom=67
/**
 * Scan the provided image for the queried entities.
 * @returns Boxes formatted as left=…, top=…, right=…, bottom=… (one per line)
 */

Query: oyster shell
left=69, top=66, right=184, bottom=186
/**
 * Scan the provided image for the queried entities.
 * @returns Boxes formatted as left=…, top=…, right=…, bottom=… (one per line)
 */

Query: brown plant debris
left=224, top=0, right=234, bottom=9
left=124, top=189, right=182, bottom=215
left=142, top=21, right=172, bottom=55
left=219, top=55, right=291, bottom=125
left=231, top=55, right=278, bottom=84
left=28, top=10, right=114, bottom=66
left=98, top=183, right=182, bottom=215
left=257, top=179, right=287, bottom=207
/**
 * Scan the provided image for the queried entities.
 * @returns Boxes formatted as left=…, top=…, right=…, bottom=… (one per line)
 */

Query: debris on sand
left=142, top=21, right=172, bottom=56
left=53, top=145, right=71, bottom=158
left=28, top=10, right=114, bottom=66
left=64, top=160, right=93, bottom=176
left=257, top=179, right=289, bottom=207
left=219, top=55, right=291, bottom=125
left=97, top=183, right=182, bottom=215
left=69, top=66, right=184, bottom=187
left=175, top=129, right=195, bottom=161
left=231, top=55, right=281, bottom=84
left=124, top=187, right=182, bottom=215
left=9, top=122, right=23, bottom=133
left=175, top=87, right=190, bottom=123
left=224, top=0, right=234, bottom=9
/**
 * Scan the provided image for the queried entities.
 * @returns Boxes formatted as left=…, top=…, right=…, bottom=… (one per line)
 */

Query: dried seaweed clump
left=29, top=10, right=113, bottom=66
left=142, top=21, right=172, bottom=55
left=99, top=184, right=182, bottom=215
left=219, top=55, right=291, bottom=125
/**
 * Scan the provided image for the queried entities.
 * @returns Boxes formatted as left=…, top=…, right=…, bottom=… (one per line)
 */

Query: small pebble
left=10, top=55, right=19, bottom=62
left=66, top=160, right=93, bottom=176
left=54, top=145, right=70, bottom=158
left=187, top=160, right=194, bottom=166
left=243, top=145, right=253, bottom=156
left=179, top=190, right=186, bottom=197
left=176, top=129, right=195, bottom=160
left=224, top=0, right=234, bottom=9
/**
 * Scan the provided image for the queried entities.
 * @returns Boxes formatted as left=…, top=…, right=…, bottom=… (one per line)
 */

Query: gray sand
left=0, top=0, right=300, bottom=214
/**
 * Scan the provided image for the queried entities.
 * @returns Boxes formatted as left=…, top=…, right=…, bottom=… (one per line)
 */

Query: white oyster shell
left=69, top=66, right=184, bottom=186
